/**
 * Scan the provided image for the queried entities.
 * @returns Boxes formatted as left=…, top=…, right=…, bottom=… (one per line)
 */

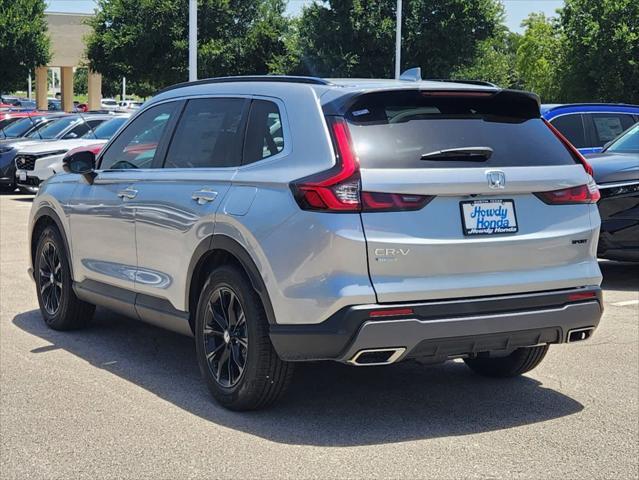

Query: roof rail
left=156, top=75, right=333, bottom=95
left=427, top=79, right=498, bottom=88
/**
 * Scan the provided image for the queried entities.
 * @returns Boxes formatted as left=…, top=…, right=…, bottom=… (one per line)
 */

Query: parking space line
left=610, top=300, right=639, bottom=307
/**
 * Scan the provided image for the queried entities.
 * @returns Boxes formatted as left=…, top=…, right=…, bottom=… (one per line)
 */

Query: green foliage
left=82, top=0, right=638, bottom=104
left=293, top=0, right=504, bottom=78
left=516, top=13, right=562, bottom=101
left=86, top=0, right=291, bottom=92
left=0, top=0, right=50, bottom=92
left=559, top=0, right=639, bottom=103
left=452, top=28, right=521, bottom=88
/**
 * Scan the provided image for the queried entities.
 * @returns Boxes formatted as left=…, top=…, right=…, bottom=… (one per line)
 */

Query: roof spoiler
left=323, top=88, right=541, bottom=118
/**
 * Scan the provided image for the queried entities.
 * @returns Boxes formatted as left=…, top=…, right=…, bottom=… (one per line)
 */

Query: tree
left=452, top=28, right=521, bottom=88
left=86, top=0, right=291, bottom=92
left=0, top=0, right=50, bottom=93
left=515, top=13, right=562, bottom=102
left=559, top=0, right=639, bottom=103
left=293, top=0, right=504, bottom=78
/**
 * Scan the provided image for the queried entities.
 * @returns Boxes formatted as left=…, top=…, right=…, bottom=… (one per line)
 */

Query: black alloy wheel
left=38, top=241, right=63, bottom=315
left=203, top=286, right=249, bottom=388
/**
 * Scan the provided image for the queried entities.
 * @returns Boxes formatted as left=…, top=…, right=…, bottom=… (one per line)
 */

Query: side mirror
left=62, top=150, right=97, bottom=184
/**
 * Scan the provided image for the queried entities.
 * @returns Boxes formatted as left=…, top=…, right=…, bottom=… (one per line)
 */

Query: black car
left=587, top=123, right=639, bottom=261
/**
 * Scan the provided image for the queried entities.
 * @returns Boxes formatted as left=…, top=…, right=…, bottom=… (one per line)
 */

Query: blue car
left=542, top=103, right=639, bottom=155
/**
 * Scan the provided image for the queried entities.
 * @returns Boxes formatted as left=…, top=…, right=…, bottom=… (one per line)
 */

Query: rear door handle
left=117, top=187, right=138, bottom=200
left=192, top=189, right=218, bottom=204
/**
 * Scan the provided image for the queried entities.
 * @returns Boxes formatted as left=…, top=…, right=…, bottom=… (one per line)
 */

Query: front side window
left=243, top=100, right=284, bottom=164
left=164, top=98, right=246, bottom=169
left=100, top=102, right=178, bottom=170
left=550, top=114, right=586, bottom=148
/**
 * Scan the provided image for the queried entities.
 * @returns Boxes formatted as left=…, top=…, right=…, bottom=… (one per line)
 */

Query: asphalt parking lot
left=1, top=193, right=637, bottom=479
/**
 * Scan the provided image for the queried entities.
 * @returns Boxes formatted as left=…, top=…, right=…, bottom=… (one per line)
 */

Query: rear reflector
left=543, top=118, right=594, bottom=176
left=361, top=191, right=433, bottom=212
left=369, top=308, right=414, bottom=318
left=567, top=291, right=598, bottom=301
left=535, top=182, right=600, bottom=205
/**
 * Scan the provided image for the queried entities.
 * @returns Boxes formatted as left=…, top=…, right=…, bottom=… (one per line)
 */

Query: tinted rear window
left=345, top=91, right=576, bottom=169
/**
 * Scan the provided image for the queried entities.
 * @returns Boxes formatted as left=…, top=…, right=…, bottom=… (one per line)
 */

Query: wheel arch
left=186, top=234, right=276, bottom=333
left=31, top=207, right=73, bottom=277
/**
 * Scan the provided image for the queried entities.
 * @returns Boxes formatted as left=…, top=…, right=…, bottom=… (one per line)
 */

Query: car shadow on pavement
left=13, top=308, right=583, bottom=447
left=599, top=260, right=639, bottom=292
left=6, top=195, right=34, bottom=202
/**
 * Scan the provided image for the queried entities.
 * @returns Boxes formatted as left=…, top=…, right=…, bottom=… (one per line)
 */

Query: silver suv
left=28, top=75, right=603, bottom=410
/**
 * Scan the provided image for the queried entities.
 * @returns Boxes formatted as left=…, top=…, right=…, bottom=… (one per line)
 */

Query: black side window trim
left=160, top=97, right=250, bottom=169
left=96, top=100, right=185, bottom=170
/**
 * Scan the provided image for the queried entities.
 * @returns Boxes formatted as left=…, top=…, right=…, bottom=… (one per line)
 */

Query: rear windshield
left=345, top=91, right=577, bottom=169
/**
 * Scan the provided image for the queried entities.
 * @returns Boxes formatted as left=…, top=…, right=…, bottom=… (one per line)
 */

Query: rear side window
left=590, top=113, right=636, bottom=146
left=344, top=91, right=577, bottom=169
left=243, top=100, right=284, bottom=164
left=550, top=114, right=586, bottom=148
left=164, top=98, right=246, bottom=168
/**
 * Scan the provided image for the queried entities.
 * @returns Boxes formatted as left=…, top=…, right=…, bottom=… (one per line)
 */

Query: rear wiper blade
left=420, top=146, right=493, bottom=161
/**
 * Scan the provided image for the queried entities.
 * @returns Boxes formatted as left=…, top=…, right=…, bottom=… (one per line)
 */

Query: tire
left=34, top=226, right=95, bottom=330
left=195, top=265, right=294, bottom=411
left=463, top=345, right=549, bottom=378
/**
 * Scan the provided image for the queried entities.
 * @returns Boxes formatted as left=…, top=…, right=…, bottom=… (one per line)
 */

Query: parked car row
left=0, top=112, right=129, bottom=192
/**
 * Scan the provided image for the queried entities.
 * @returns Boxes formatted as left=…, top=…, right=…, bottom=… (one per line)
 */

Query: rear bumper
left=269, top=287, right=603, bottom=362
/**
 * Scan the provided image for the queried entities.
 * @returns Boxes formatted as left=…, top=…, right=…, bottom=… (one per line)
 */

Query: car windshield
left=28, top=117, right=81, bottom=139
left=606, top=124, right=639, bottom=154
left=82, top=117, right=127, bottom=140
left=1, top=117, right=40, bottom=138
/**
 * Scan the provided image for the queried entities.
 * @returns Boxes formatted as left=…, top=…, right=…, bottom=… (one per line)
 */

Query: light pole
left=394, top=0, right=402, bottom=79
left=189, top=0, right=197, bottom=81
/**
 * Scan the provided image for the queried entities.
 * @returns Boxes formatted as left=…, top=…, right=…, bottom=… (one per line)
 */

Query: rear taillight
left=291, top=117, right=432, bottom=212
left=543, top=118, right=594, bottom=176
left=291, top=117, right=360, bottom=211
left=535, top=181, right=601, bottom=205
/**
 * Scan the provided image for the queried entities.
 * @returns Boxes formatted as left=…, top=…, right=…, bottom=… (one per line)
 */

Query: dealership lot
left=1, top=194, right=637, bottom=479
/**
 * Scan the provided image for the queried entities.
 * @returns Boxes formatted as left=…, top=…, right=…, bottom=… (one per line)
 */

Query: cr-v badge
left=486, top=170, right=506, bottom=189
left=374, top=248, right=410, bottom=262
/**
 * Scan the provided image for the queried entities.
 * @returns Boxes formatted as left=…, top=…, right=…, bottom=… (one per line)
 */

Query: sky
left=46, top=0, right=564, bottom=33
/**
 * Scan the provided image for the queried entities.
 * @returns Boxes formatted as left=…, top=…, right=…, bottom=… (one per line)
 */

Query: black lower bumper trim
left=269, top=286, right=602, bottom=361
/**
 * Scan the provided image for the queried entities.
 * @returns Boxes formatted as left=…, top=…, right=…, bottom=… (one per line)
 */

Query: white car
left=14, top=115, right=130, bottom=192
left=101, top=98, right=119, bottom=111
left=118, top=100, right=144, bottom=110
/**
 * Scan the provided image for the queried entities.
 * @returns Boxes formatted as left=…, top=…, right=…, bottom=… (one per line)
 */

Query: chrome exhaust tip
left=348, top=347, right=406, bottom=366
left=566, top=327, right=595, bottom=343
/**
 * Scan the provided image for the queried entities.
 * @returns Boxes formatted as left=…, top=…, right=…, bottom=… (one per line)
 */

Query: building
left=35, top=12, right=102, bottom=112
